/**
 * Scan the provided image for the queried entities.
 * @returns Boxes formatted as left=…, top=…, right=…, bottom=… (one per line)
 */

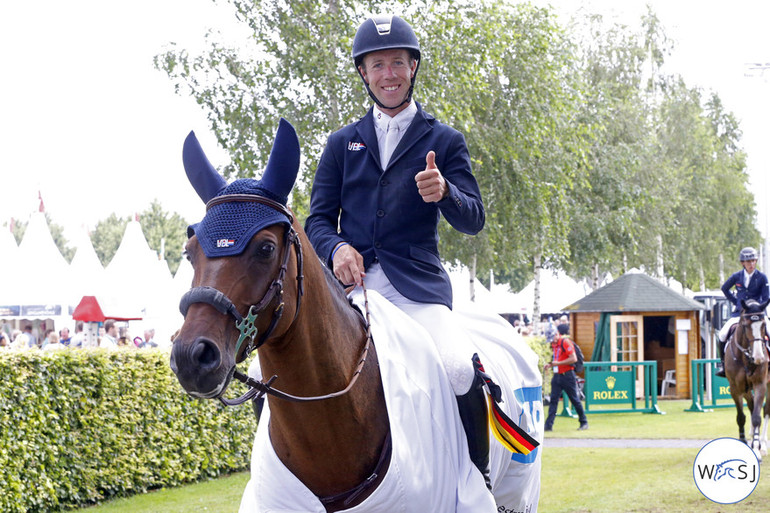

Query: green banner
left=585, top=369, right=634, bottom=406
left=711, top=374, right=731, bottom=400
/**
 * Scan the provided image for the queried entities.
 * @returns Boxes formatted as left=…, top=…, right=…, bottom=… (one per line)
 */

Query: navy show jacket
left=721, top=269, right=770, bottom=317
left=305, top=102, right=484, bottom=309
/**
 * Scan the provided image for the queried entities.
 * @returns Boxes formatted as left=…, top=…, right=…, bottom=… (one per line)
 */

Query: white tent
left=0, top=226, right=19, bottom=289
left=104, top=220, right=176, bottom=345
left=447, top=264, right=498, bottom=312
left=489, top=282, right=530, bottom=317
left=0, top=226, right=20, bottom=317
left=515, top=269, right=592, bottom=315
left=68, top=226, right=106, bottom=304
left=0, top=213, right=74, bottom=337
left=16, top=212, right=72, bottom=304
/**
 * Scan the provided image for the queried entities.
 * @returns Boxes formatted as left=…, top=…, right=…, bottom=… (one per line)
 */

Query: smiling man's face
left=360, top=48, right=417, bottom=115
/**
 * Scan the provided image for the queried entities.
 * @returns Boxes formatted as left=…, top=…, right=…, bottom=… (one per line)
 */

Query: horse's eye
left=182, top=250, right=190, bottom=262
left=256, top=241, right=276, bottom=258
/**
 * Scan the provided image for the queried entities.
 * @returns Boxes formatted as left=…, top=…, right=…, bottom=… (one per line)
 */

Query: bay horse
left=170, top=120, right=542, bottom=512
left=724, top=298, right=770, bottom=459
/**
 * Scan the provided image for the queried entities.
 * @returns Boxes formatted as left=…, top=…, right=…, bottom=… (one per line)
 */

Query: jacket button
left=380, top=179, right=389, bottom=186
left=376, top=209, right=385, bottom=217
left=374, top=242, right=382, bottom=248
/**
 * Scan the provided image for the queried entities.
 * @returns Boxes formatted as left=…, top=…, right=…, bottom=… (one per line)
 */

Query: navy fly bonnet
left=183, top=119, right=301, bottom=257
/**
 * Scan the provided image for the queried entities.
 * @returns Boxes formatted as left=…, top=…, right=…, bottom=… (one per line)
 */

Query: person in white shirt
left=42, top=332, right=66, bottom=352
left=101, top=319, right=118, bottom=348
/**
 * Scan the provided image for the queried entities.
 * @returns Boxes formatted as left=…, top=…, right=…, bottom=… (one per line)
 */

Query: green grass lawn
left=545, top=398, right=742, bottom=439
left=78, top=400, right=766, bottom=512
left=77, top=472, right=250, bottom=513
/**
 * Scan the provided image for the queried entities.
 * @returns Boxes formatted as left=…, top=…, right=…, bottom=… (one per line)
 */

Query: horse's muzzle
left=170, top=336, right=232, bottom=398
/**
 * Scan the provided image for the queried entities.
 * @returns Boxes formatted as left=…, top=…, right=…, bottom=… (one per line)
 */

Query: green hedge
left=0, top=349, right=255, bottom=512
left=524, top=335, right=552, bottom=397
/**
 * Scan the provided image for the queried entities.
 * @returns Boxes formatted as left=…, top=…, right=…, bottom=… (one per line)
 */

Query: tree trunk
left=533, top=252, right=542, bottom=332
left=469, top=253, right=477, bottom=302
left=591, top=263, right=600, bottom=290
left=719, top=253, right=725, bottom=284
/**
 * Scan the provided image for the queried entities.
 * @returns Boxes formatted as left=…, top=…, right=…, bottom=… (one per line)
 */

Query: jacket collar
left=356, top=102, right=434, bottom=171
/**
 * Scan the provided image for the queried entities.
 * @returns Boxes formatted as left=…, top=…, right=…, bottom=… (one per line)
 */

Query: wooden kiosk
left=562, top=272, right=705, bottom=399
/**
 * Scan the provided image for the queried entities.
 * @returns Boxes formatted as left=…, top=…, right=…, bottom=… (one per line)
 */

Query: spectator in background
left=142, top=328, right=158, bottom=348
left=544, top=323, right=588, bottom=432
left=0, top=332, right=9, bottom=349
left=70, top=321, right=85, bottom=348
left=10, top=329, right=25, bottom=350
left=117, top=326, right=132, bottom=347
left=22, top=325, right=37, bottom=348
left=544, top=317, right=557, bottom=344
left=41, top=329, right=55, bottom=350
left=59, top=327, right=72, bottom=346
left=101, top=320, right=118, bottom=348
left=42, top=332, right=65, bottom=352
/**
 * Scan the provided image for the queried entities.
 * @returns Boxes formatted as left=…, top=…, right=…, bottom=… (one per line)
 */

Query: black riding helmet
left=352, top=14, right=421, bottom=110
left=740, top=247, right=759, bottom=262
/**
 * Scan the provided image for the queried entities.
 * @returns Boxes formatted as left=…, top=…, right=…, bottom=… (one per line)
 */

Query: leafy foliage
left=91, top=213, right=130, bottom=267
left=90, top=203, right=190, bottom=274
left=138, top=200, right=190, bottom=275
left=155, top=0, right=761, bottom=299
left=7, top=214, right=75, bottom=263
left=0, top=350, right=253, bottom=512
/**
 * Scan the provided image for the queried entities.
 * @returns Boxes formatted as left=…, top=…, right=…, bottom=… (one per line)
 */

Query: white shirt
left=101, top=334, right=118, bottom=348
left=744, top=269, right=755, bottom=288
left=373, top=102, right=417, bottom=168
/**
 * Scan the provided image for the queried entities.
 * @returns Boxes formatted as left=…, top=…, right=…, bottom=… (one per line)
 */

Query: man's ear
left=358, top=65, right=369, bottom=84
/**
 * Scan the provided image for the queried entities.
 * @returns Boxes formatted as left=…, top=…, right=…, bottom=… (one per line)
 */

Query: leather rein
left=178, top=193, right=373, bottom=407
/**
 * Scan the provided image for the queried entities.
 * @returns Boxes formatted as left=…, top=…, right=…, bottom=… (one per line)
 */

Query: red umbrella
left=72, top=296, right=142, bottom=322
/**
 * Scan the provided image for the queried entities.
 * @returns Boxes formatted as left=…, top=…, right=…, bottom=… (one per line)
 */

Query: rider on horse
left=305, top=14, right=494, bottom=489
left=716, top=247, right=770, bottom=377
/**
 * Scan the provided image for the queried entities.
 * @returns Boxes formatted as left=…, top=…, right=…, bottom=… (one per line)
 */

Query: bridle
left=178, top=193, right=373, bottom=407
left=730, top=310, right=768, bottom=367
left=179, top=194, right=305, bottom=361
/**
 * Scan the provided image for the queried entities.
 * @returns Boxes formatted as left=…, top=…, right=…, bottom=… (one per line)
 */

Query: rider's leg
left=399, top=302, right=492, bottom=489
left=716, top=317, right=738, bottom=377
left=363, top=266, right=490, bottom=489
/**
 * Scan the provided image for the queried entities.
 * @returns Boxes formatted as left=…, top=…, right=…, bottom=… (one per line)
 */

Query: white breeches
left=719, top=316, right=770, bottom=342
left=364, top=263, right=476, bottom=395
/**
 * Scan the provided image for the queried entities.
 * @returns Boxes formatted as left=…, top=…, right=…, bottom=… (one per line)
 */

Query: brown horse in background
left=725, top=298, right=770, bottom=460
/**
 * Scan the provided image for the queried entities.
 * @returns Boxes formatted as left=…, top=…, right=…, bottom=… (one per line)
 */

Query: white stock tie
left=381, top=120, right=399, bottom=169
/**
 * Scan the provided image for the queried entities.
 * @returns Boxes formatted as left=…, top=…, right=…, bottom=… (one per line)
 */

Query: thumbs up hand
left=415, top=151, right=448, bottom=203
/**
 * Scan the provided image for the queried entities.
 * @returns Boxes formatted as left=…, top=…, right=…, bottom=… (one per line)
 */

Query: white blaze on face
left=751, top=321, right=765, bottom=363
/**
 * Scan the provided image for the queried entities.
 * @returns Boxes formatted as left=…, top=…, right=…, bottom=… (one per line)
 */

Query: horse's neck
left=259, top=251, right=389, bottom=497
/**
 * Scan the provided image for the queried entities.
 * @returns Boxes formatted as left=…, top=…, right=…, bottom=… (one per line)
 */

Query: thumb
left=425, top=150, right=437, bottom=170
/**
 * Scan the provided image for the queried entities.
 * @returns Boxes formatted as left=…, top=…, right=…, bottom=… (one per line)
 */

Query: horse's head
left=738, top=298, right=770, bottom=365
left=170, top=119, right=302, bottom=398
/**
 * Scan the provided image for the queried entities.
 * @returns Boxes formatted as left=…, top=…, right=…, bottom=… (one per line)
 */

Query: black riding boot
left=715, top=339, right=726, bottom=377
left=456, top=374, right=491, bottom=491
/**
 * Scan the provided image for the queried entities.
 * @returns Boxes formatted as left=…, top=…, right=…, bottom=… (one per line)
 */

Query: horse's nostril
left=192, top=337, right=221, bottom=370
